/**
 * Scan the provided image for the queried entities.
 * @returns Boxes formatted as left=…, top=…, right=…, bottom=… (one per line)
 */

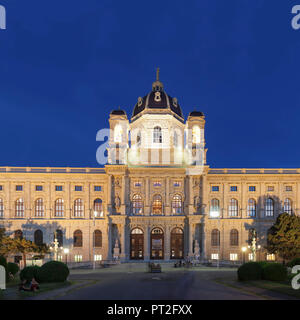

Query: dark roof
left=189, top=111, right=204, bottom=117
left=110, top=109, right=127, bottom=116
left=132, top=90, right=183, bottom=119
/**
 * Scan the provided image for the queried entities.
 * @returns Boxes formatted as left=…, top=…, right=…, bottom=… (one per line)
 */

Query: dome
left=110, top=109, right=127, bottom=116
left=132, top=69, right=183, bottom=120
left=189, top=111, right=204, bottom=117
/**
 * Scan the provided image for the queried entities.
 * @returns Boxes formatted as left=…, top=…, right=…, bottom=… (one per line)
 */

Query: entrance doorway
left=130, top=228, right=144, bottom=260
left=151, top=228, right=164, bottom=259
left=171, top=227, right=184, bottom=259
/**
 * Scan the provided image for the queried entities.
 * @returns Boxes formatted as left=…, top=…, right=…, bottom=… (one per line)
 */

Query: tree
left=8, top=238, right=38, bottom=268
left=266, top=213, right=300, bottom=263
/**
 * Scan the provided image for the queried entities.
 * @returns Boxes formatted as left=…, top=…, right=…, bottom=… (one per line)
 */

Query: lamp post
left=241, top=246, right=247, bottom=264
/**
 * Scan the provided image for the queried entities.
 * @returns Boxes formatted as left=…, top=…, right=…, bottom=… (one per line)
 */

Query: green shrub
left=37, top=261, right=69, bottom=283
left=7, top=262, right=19, bottom=276
left=237, top=262, right=263, bottom=281
left=257, top=261, right=269, bottom=269
left=287, top=258, right=300, bottom=268
left=262, top=263, right=287, bottom=281
left=20, top=266, right=40, bottom=282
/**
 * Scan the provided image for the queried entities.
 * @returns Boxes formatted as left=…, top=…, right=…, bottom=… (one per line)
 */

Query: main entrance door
left=171, top=228, right=184, bottom=259
left=130, top=228, right=144, bottom=260
left=151, top=228, right=164, bottom=259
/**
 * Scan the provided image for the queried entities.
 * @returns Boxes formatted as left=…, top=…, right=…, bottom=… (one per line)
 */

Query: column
left=144, top=225, right=150, bottom=261
left=121, top=175, right=126, bottom=215
left=107, top=221, right=113, bottom=260
left=165, top=178, right=170, bottom=215
left=165, top=226, right=171, bottom=260
left=188, top=223, right=194, bottom=257
left=107, top=175, right=112, bottom=215
left=201, top=223, right=206, bottom=260
left=145, top=177, right=150, bottom=215
left=120, top=223, right=126, bottom=261
left=188, top=176, right=194, bottom=215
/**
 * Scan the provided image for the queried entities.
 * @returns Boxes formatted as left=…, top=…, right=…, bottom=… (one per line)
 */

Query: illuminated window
left=284, top=198, right=292, bottom=215
left=74, top=199, right=84, bottom=218
left=54, top=199, right=64, bottom=217
left=210, top=199, right=220, bottom=218
left=266, top=254, right=276, bottom=261
left=172, top=194, right=182, bottom=215
left=114, top=124, right=123, bottom=143
left=192, top=126, right=201, bottom=144
left=94, top=255, right=102, bottom=261
left=75, top=255, right=83, bottom=262
left=248, top=253, right=254, bottom=261
left=230, top=253, right=238, bottom=261
left=15, top=199, right=24, bottom=217
left=153, top=126, right=162, bottom=143
left=265, top=198, right=274, bottom=217
left=132, top=194, right=143, bottom=215
left=228, top=199, right=238, bottom=217
left=247, top=198, right=256, bottom=217
left=94, top=199, right=103, bottom=217
left=35, top=198, right=44, bottom=217
left=211, top=253, right=219, bottom=260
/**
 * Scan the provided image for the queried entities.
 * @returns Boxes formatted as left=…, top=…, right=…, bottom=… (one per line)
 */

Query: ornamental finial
left=156, top=67, right=160, bottom=81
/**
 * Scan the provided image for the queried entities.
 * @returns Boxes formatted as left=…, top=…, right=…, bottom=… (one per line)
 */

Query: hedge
left=7, top=262, right=19, bottom=276
left=237, top=262, right=263, bottom=281
left=37, top=261, right=69, bottom=283
left=262, top=263, right=287, bottom=281
left=20, top=266, right=40, bottom=282
left=287, top=258, right=300, bottom=268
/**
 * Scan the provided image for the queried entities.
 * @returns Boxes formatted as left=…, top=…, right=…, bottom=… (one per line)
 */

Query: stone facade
left=0, top=73, right=299, bottom=263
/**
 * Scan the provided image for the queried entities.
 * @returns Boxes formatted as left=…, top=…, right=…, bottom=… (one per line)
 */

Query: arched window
left=265, top=198, right=274, bottom=217
left=132, top=194, right=143, bottom=215
left=211, top=229, right=220, bottom=247
left=136, top=131, right=141, bottom=147
left=94, top=230, right=102, bottom=247
left=35, top=198, right=44, bottom=217
left=247, top=199, right=256, bottom=217
left=284, top=198, right=292, bottom=215
left=230, top=229, right=239, bottom=246
left=192, top=126, right=201, bottom=144
left=114, top=124, right=123, bottom=143
left=15, top=198, right=24, bottom=217
left=172, top=194, right=182, bottom=214
left=0, top=198, right=3, bottom=217
left=55, top=199, right=64, bottom=217
left=74, top=199, right=84, bottom=218
left=73, top=230, right=83, bottom=247
left=152, top=194, right=163, bottom=215
left=228, top=199, right=238, bottom=217
left=34, top=230, right=43, bottom=246
left=55, top=229, right=63, bottom=246
left=210, top=199, right=220, bottom=218
left=153, top=126, right=162, bottom=144
left=94, top=199, right=103, bottom=217
left=14, top=229, right=23, bottom=240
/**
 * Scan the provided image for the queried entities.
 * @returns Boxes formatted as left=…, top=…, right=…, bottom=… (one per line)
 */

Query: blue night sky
left=0, top=0, right=300, bottom=168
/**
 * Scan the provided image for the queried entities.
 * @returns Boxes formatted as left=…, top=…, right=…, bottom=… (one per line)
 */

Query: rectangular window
left=55, top=186, right=63, bottom=192
left=212, top=186, right=219, bottom=192
left=174, top=181, right=181, bottom=187
left=75, top=186, right=83, bottom=192
left=94, top=186, right=102, bottom=192
left=75, top=255, right=83, bottom=262
left=286, top=186, right=292, bottom=192
left=211, top=254, right=219, bottom=260
left=267, top=186, right=274, bottom=192
left=0, top=185, right=3, bottom=191
left=249, top=186, right=256, bottom=192
left=248, top=253, right=254, bottom=261
left=134, top=182, right=142, bottom=187
left=266, top=254, right=275, bottom=261
left=230, top=253, right=238, bottom=261
left=94, top=255, right=102, bottom=261
left=16, top=185, right=23, bottom=191
left=57, top=255, right=63, bottom=262
left=230, top=186, right=237, bottom=192
left=36, top=186, right=43, bottom=191
left=153, top=181, right=162, bottom=187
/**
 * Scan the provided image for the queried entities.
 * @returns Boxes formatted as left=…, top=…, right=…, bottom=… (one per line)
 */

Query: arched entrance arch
left=171, top=227, right=184, bottom=259
left=130, top=228, right=144, bottom=260
left=151, top=227, right=164, bottom=260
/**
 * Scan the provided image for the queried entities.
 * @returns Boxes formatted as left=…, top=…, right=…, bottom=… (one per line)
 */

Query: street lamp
left=241, top=247, right=247, bottom=264
left=63, top=248, right=69, bottom=264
